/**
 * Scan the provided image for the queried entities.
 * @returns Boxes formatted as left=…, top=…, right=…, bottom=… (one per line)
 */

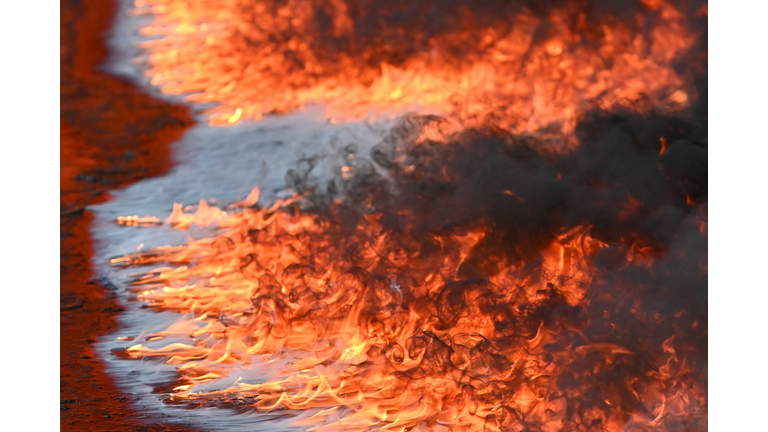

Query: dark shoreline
left=60, top=0, right=197, bottom=430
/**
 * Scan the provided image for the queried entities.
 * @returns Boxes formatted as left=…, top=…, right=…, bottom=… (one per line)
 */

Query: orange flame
left=112, top=183, right=705, bottom=430
left=112, top=1, right=707, bottom=429
left=132, top=0, right=699, bottom=138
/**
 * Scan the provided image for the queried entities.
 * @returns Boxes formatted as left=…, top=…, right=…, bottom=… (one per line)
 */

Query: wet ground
left=60, top=0, right=197, bottom=430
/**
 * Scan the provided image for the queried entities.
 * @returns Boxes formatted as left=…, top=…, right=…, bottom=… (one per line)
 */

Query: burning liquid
left=134, top=0, right=699, bottom=137
left=112, top=117, right=707, bottom=431
left=109, top=0, right=707, bottom=430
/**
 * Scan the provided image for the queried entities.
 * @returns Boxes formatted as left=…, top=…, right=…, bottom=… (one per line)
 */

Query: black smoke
left=281, top=104, right=707, bottom=429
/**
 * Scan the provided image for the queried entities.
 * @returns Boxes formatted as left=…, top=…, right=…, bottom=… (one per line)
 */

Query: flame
left=119, top=200, right=585, bottom=429
left=131, top=0, right=699, bottom=138
left=116, top=215, right=162, bottom=226
left=111, top=154, right=706, bottom=430
left=111, top=1, right=707, bottom=429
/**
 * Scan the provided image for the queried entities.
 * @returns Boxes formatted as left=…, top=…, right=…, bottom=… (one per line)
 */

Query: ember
left=105, top=0, right=707, bottom=431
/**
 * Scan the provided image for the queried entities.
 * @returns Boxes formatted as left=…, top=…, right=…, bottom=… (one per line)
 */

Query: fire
left=110, top=0, right=707, bottom=430
left=116, top=199, right=606, bottom=430
left=132, top=0, right=700, bottom=138
left=111, top=115, right=707, bottom=430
